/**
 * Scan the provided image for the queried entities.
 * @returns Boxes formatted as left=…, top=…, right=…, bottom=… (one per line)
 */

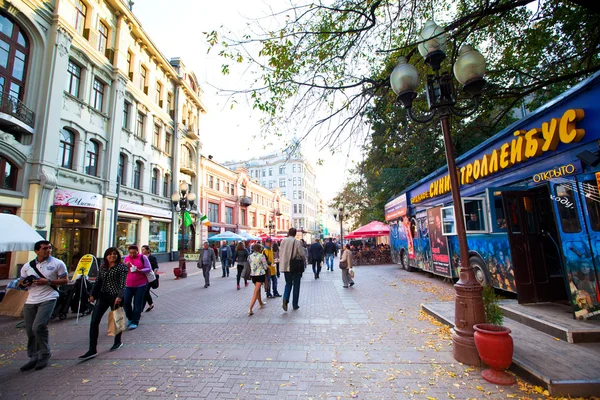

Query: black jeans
left=89, top=294, right=121, bottom=352
left=236, top=264, right=247, bottom=286
left=144, top=284, right=153, bottom=307
left=311, top=260, right=322, bottom=277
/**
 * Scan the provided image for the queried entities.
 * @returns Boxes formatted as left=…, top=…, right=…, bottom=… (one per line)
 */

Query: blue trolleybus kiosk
left=386, top=71, right=600, bottom=320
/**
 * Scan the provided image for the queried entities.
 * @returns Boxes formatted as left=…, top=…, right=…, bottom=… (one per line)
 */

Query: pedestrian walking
left=123, top=245, right=151, bottom=330
left=324, top=238, right=336, bottom=271
left=340, top=244, right=355, bottom=288
left=309, top=239, right=324, bottom=279
left=211, top=243, right=219, bottom=269
left=234, top=242, right=249, bottom=290
left=18, top=240, right=68, bottom=371
left=248, top=243, right=268, bottom=316
left=220, top=241, right=232, bottom=277
left=79, top=247, right=128, bottom=361
left=197, top=242, right=216, bottom=288
left=279, top=228, right=306, bottom=311
left=141, top=245, right=159, bottom=312
left=262, top=239, right=280, bottom=297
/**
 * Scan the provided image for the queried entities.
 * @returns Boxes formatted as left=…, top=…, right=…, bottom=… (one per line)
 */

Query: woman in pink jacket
left=123, top=245, right=151, bottom=330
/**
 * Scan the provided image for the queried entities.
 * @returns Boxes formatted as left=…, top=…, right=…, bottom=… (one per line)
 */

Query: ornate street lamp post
left=267, top=221, right=275, bottom=237
left=389, top=20, right=487, bottom=366
left=171, top=181, right=196, bottom=279
left=333, top=207, right=349, bottom=247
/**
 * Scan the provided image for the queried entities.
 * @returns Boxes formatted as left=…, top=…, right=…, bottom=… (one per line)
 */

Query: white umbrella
left=0, top=214, right=45, bottom=252
left=238, top=231, right=261, bottom=241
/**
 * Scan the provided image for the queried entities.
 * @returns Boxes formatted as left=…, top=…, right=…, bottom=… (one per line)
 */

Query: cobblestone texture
left=0, top=262, right=530, bottom=399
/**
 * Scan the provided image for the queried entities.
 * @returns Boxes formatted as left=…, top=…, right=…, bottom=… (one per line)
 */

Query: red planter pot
left=473, top=323, right=516, bottom=385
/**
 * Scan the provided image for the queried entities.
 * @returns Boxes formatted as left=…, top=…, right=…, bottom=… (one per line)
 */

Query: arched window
left=118, top=153, right=126, bottom=186
left=163, top=173, right=170, bottom=197
left=0, top=155, right=18, bottom=190
left=85, top=140, right=99, bottom=176
left=0, top=13, right=30, bottom=102
left=133, top=160, right=143, bottom=190
left=151, top=168, right=159, bottom=195
left=180, top=145, right=193, bottom=169
left=59, top=128, right=75, bottom=169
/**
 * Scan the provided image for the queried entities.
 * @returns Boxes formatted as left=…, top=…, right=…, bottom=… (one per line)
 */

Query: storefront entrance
left=502, top=186, right=567, bottom=304
left=50, top=207, right=99, bottom=273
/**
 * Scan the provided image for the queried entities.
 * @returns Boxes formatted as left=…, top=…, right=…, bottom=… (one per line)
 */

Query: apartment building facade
left=0, top=0, right=204, bottom=278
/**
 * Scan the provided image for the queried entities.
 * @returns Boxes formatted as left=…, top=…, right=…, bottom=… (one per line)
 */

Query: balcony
left=180, top=159, right=197, bottom=175
left=0, top=94, right=35, bottom=134
left=239, top=196, right=252, bottom=207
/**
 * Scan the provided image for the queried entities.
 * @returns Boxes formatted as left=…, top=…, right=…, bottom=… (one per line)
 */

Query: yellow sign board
left=72, top=254, right=95, bottom=282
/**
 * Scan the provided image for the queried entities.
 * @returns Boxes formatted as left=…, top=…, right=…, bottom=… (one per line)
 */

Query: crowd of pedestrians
left=16, top=231, right=360, bottom=372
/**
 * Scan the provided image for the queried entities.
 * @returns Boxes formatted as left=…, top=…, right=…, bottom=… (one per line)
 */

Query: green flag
left=183, top=211, right=193, bottom=227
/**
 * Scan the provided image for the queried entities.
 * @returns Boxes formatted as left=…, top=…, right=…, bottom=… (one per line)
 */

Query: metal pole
left=179, top=198, right=187, bottom=278
left=112, top=177, right=120, bottom=247
left=440, top=115, right=485, bottom=366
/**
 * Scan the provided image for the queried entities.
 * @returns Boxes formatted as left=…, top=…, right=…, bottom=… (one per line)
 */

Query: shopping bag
left=108, top=307, right=126, bottom=336
left=0, top=289, right=29, bottom=317
left=349, top=268, right=355, bottom=279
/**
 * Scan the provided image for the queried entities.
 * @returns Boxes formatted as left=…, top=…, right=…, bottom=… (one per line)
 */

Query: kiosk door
left=503, top=187, right=566, bottom=304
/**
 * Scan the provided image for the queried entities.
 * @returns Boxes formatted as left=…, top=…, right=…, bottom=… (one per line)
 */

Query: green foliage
left=482, top=285, right=504, bottom=326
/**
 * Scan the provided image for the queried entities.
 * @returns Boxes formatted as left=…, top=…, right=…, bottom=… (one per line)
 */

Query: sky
left=132, top=0, right=363, bottom=202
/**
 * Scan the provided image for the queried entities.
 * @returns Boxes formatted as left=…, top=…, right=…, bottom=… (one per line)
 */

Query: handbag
left=108, top=306, right=126, bottom=336
left=142, top=255, right=156, bottom=283
left=242, top=261, right=251, bottom=280
left=150, top=273, right=159, bottom=289
left=339, top=260, right=348, bottom=269
left=349, top=268, right=354, bottom=278
left=289, top=241, right=305, bottom=274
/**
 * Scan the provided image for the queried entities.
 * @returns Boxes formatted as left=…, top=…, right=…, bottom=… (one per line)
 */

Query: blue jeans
left=221, top=259, right=229, bottom=276
left=325, top=253, right=334, bottom=270
left=267, top=274, right=279, bottom=295
left=283, top=271, right=302, bottom=309
left=124, top=286, right=146, bottom=325
left=23, top=299, right=57, bottom=360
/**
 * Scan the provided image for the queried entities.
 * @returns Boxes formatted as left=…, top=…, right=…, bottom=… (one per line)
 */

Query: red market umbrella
left=345, top=221, right=390, bottom=238
left=259, top=233, right=271, bottom=240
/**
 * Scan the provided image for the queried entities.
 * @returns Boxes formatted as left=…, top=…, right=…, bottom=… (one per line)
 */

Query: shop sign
left=54, top=189, right=102, bottom=209
left=119, top=202, right=172, bottom=219
left=412, top=109, right=585, bottom=203
left=184, top=253, right=200, bottom=261
left=208, top=226, right=221, bottom=232
left=385, top=194, right=407, bottom=221
left=533, top=163, right=576, bottom=182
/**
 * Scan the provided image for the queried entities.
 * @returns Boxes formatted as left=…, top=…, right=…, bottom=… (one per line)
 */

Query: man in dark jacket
left=323, top=238, right=337, bottom=271
left=308, top=239, right=324, bottom=279
left=197, top=242, right=216, bottom=288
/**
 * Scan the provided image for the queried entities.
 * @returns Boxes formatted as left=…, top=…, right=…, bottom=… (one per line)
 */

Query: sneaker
left=267, top=294, right=273, bottom=298
left=78, top=351, right=97, bottom=361
left=349, top=282, right=355, bottom=287
left=293, top=306, right=300, bottom=310
left=35, top=357, right=50, bottom=370
left=204, top=285, right=208, bottom=288
left=20, top=359, right=37, bottom=371
left=245, top=282, right=248, bottom=287
left=110, top=343, right=123, bottom=351
left=126, top=320, right=132, bottom=328
left=129, top=323, right=138, bottom=330
left=237, top=285, right=240, bottom=290
left=343, top=285, right=349, bottom=288
left=282, top=299, right=288, bottom=311
left=274, top=293, right=282, bottom=297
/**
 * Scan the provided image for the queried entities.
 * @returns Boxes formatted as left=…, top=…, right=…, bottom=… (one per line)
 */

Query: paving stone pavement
left=0, top=261, right=532, bottom=399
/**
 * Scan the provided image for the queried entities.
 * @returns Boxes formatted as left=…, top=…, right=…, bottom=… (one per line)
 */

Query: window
left=292, top=164, right=296, bottom=172
left=269, top=181, right=273, bottom=189
left=156, top=81, right=162, bottom=105
left=0, top=155, right=17, bottom=190
left=279, top=178, right=286, bottom=187
left=139, top=65, right=147, bottom=92
left=98, top=21, right=108, bottom=53
left=133, top=161, right=143, bottom=189
left=126, top=50, right=133, bottom=80
left=250, top=213, right=256, bottom=227
left=163, top=173, right=170, bottom=197
left=136, top=112, right=145, bottom=138
left=164, top=132, right=172, bottom=154
left=208, top=175, right=213, bottom=189
left=216, top=178, right=220, bottom=191
left=298, top=190, right=303, bottom=199
left=0, top=14, right=29, bottom=103
left=73, top=0, right=87, bottom=36
left=208, top=202, right=219, bottom=223
left=463, top=198, right=487, bottom=233
left=153, top=124, right=161, bottom=148
left=241, top=209, right=247, bottom=226
left=167, top=92, right=173, bottom=114
left=225, top=206, right=233, bottom=224
left=583, top=180, right=600, bottom=231
left=293, top=191, right=297, bottom=200
left=118, top=153, right=126, bottom=185
left=151, top=168, right=159, bottom=194
left=555, top=183, right=581, bottom=233
left=92, top=78, right=104, bottom=111
left=293, top=177, right=297, bottom=186
left=122, top=102, right=130, bottom=129
left=298, top=204, right=303, bottom=213
left=149, top=221, right=168, bottom=253
left=279, top=166, right=285, bottom=174
left=85, top=140, right=98, bottom=176
left=269, top=168, right=272, bottom=176
left=293, top=204, right=297, bottom=213
left=441, top=207, right=456, bottom=235
left=66, top=61, right=81, bottom=97
left=59, top=128, right=74, bottom=169
left=298, top=177, right=302, bottom=186
left=262, top=169, right=266, bottom=177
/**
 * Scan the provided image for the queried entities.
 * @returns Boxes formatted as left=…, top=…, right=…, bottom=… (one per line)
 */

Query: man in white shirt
left=18, top=240, right=68, bottom=371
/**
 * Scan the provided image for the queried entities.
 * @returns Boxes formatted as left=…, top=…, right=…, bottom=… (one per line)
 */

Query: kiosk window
left=441, top=207, right=456, bottom=235
left=492, top=191, right=507, bottom=230
left=555, top=183, right=581, bottom=233
left=463, top=198, right=486, bottom=232
left=583, top=180, right=600, bottom=231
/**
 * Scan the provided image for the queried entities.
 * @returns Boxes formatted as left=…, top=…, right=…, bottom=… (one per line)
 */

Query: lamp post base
left=179, top=257, right=187, bottom=279
left=452, top=267, right=485, bottom=366
left=452, top=329, right=482, bottom=366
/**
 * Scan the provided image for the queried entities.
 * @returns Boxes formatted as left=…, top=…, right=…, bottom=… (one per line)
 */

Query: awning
left=345, top=221, right=390, bottom=238
left=0, top=214, right=45, bottom=252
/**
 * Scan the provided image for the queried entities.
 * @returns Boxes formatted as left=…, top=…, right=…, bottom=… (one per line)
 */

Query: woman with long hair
left=79, top=247, right=128, bottom=360
left=234, top=242, right=249, bottom=290
left=248, top=243, right=267, bottom=315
